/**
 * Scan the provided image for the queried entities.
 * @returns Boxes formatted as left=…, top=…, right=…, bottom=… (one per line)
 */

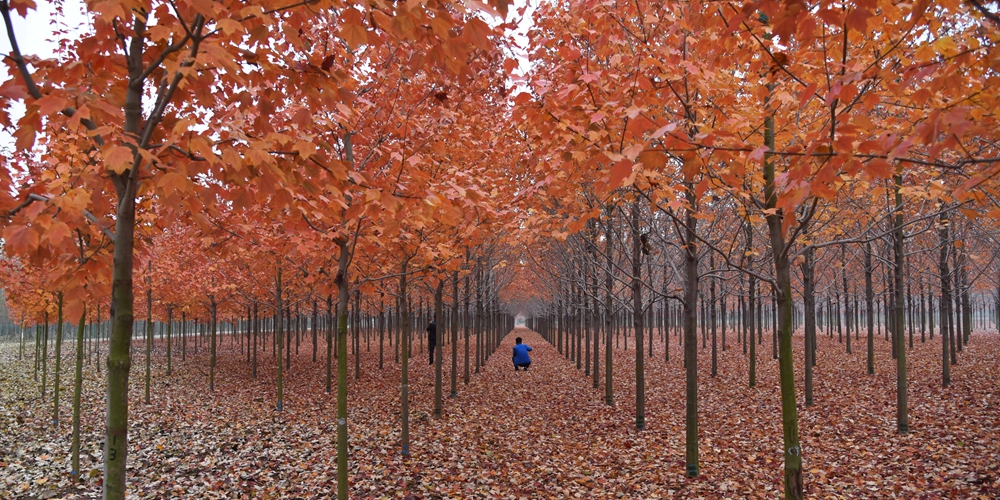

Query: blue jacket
left=512, top=344, right=532, bottom=364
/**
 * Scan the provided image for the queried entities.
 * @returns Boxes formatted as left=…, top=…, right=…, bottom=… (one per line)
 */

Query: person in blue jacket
left=512, top=337, right=532, bottom=371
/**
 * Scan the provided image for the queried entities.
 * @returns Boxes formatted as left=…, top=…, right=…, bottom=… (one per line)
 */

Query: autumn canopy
left=2, top=0, right=1000, bottom=498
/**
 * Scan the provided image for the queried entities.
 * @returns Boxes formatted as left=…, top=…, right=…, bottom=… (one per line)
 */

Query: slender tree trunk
left=285, top=307, right=291, bottom=371
left=312, top=300, right=318, bottom=363
left=763, top=81, right=802, bottom=499
left=142, top=287, right=151, bottom=405
left=210, top=299, right=217, bottom=392
left=801, top=247, right=816, bottom=406
left=54, top=293, right=63, bottom=426
left=604, top=207, right=614, bottom=406
left=631, top=201, right=645, bottom=430
left=749, top=274, right=757, bottom=387
left=451, top=272, right=459, bottom=397
left=464, top=269, right=471, bottom=385
left=276, top=271, right=284, bottom=410
left=400, top=261, right=411, bottom=457
left=592, top=222, right=601, bottom=388
left=711, top=254, right=717, bottom=377
left=586, top=263, right=592, bottom=376
left=434, top=279, right=444, bottom=418
left=960, top=252, right=971, bottom=345
left=892, top=173, right=908, bottom=434
left=843, top=245, right=851, bottom=354
left=682, top=184, right=700, bottom=477
left=71, top=309, right=85, bottom=481
left=864, top=240, right=875, bottom=375
left=333, top=240, right=351, bottom=500
left=476, top=262, right=483, bottom=374
left=939, top=212, right=951, bottom=387
left=252, top=304, right=258, bottom=379
left=919, top=279, right=926, bottom=344
left=721, top=295, right=727, bottom=352
left=104, top=154, right=139, bottom=500
left=326, top=294, right=333, bottom=393
left=380, top=296, right=386, bottom=371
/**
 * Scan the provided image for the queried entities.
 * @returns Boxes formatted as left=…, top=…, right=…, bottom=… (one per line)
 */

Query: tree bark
left=605, top=206, right=615, bottom=406
left=711, top=254, right=717, bottom=377
left=71, top=309, right=85, bottom=481
left=763, top=82, right=802, bottom=499
left=400, top=261, right=411, bottom=457
left=893, top=173, right=908, bottom=434
left=335, top=240, right=351, bottom=499
left=54, top=293, right=63, bottom=426
left=801, top=247, right=816, bottom=406
left=864, top=240, right=875, bottom=375
left=145, top=268, right=152, bottom=404
left=451, top=272, right=459, bottom=397
left=631, top=201, right=645, bottom=431
left=939, top=211, right=952, bottom=387
left=276, top=271, right=284, bottom=410
left=683, top=186, right=699, bottom=477
left=434, top=278, right=444, bottom=417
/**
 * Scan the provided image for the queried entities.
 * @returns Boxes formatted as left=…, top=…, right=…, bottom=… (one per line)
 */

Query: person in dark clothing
left=427, top=318, right=437, bottom=365
left=512, top=337, right=532, bottom=371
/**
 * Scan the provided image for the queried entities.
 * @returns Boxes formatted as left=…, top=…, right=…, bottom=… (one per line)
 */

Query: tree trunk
left=683, top=186, right=699, bottom=477
left=763, top=84, right=803, bottom=499
left=380, top=296, right=386, bottom=371
left=434, top=278, right=444, bottom=418
left=210, top=299, right=217, bottom=392
left=354, top=290, right=361, bottom=380
left=464, top=269, right=471, bottom=385
left=960, top=251, right=971, bottom=345
left=165, top=308, right=172, bottom=376
left=252, top=304, right=258, bottom=379
left=939, top=212, right=951, bottom=387
left=54, top=293, right=63, bottom=426
left=335, top=240, right=351, bottom=499
left=749, top=274, right=757, bottom=387
left=631, top=201, right=645, bottom=431
left=864, top=240, right=875, bottom=375
left=801, top=247, right=816, bottom=406
left=285, top=307, right=291, bottom=371
left=104, top=157, right=138, bottom=500
left=71, top=309, right=85, bottom=481
left=144, top=271, right=152, bottom=404
left=312, top=300, right=318, bottom=363
left=605, top=206, right=615, bottom=406
left=592, top=222, right=601, bottom=389
left=892, top=173, right=908, bottom=434
left=400, top=261, right=411, bottom=457
left=276, top=271, right=284, bottom=410
left=323, top=295, right=331, bottom=392
left=451, top=272, right=459, bottom=397
left=710, top=254, right=717, bottom=377
left=843, top=245, right=852, bottom=354
left=476, top=262, right=483, bottom=374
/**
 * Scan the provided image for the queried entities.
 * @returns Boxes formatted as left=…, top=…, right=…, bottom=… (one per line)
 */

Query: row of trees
left=511, top=0, right=1000, bottom=498
left=2, top=228, right=521, bottom=485
left=1, top=0, right=528, bottom=498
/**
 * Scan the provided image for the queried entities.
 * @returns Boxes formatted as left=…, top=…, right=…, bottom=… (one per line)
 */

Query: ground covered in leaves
left=1, top=325, right=999, bottom=499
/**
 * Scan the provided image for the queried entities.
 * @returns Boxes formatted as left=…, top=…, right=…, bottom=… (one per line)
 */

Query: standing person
left=427, top=317, right=437, bottom=365
left=512, top=337, right=532, bottom=371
